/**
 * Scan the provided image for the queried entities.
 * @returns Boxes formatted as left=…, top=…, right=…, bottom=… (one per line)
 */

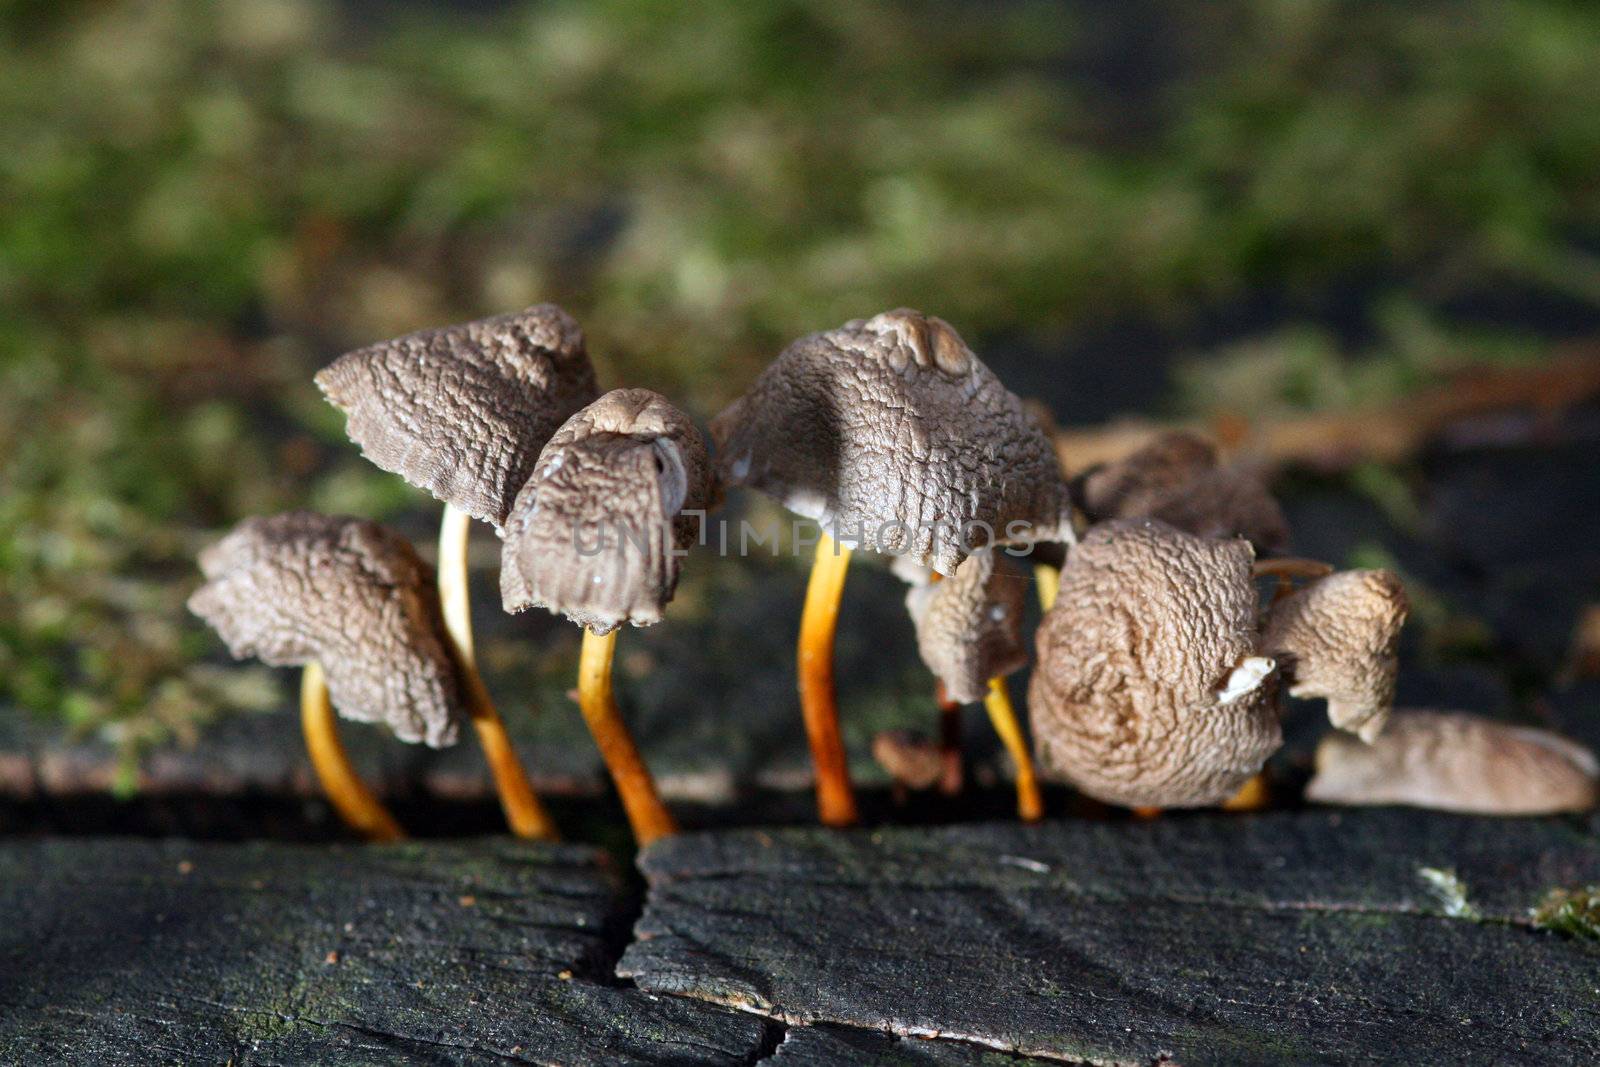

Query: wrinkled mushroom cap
left=898, top=548, right=1028, bottom=704
left=316, top=305, right=600, bottom=528
left=501, top=389, right=713, bottom=635
left=1028, top=519, right=1282, bottom=808
left=1262, top=568, right=1407, bottom=742
left=1307, top=710, right=1598, bottom=815
left=1076, top=431, right=1289, bottom=552
left=711, top=309, right=1072, bottom=575
left=187, top=511, right=462, bottom=747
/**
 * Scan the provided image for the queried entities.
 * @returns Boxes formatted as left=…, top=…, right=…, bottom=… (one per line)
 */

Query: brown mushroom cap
left=1028, top=519, right=1282, bottom=807
left=1262, top=568, right=1407, bottom=742
left=898, top=548, right=1028, bottom=704
left=871, top=730, right=946, bottom=791
left=1306, top=710, right=1599, bottom=814
left=711, top=309, right=1072, bottom=575
left=1076, top=431, right=1289, bottom=552
left=187, top=511, right=462, bottom=748
left=315, top=305, right=600, bottom=528
left=500, top=389, right=713, bottom=635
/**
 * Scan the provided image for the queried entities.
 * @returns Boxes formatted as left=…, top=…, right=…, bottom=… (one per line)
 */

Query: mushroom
left=188, top=511, right=504, bottom=840
left=501, top=389, right=712, bottom=845
left=871, top=730, right=947, bottom=803
left=713, top=309, right=1072, bottom=825
left=316, top=305, right=596, bottom=839
left=1029, top=519, right=1283, bottom=809
left=896, top=549, right=1041, bottom=819
left=1075, top=430, right=1289, bottom=553
left=1261, top=568, right=1408, bottom=742
left=1306, top=710, right=1599, bottom=814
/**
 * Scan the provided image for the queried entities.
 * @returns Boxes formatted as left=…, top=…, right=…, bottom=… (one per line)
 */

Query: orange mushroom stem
left=438, top=505, right=558, bottom=841
left=983, top=676, right=1044, bottom=822
left=798, top=532, right=859, bottom=827
left=300, top=662, right=404, bottom=842
left=578, top=627, right=678, bottom=846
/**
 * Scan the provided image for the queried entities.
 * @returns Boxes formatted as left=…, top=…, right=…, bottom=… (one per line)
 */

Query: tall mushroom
left=1261, top=568, right=1408, bottom=742
left=896, top=549, right=1041, bottom=820
left=1307, top=710, right=1598, bottom=814
left=501, top=389, right=712, bottom=845
left=315, top=305, right=596, bottom=839
left=188, top=511, right=496, bottom=840
left=1029, top=520, right=1283, bottom=809
left=713, top=309, right=1072, bottom=825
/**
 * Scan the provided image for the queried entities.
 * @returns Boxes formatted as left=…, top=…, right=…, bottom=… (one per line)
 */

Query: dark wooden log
left=0, top=838, right=770, bottom=1065
left=621, top=810, right=1600, bottom=1066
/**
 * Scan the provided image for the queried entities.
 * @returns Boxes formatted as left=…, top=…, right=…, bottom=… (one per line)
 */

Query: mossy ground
left=1531, top=885, right=1600, bottom=941
left=4, top=0, right=1599, bottom=780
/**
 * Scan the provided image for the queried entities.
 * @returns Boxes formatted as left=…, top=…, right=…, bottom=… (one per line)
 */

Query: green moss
left=1530, top=886, right=1600, bottom=941
left=1418, top=867, right=1481, bottom=920
left=6, top=0, right=1599, bottom=769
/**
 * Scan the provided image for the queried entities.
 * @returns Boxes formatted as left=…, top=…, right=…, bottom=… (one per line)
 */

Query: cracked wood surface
left=619, top=810, right=1600, bottom=1066
left=0, top=838, right=770, bottom=1065
left=6, top=816, right=1600, bottom=1065
left=769, top=1023, right=1064, bottom=1065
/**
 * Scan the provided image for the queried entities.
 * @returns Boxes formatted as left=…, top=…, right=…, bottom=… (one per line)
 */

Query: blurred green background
left=4, top=0, right=1598, bottom=784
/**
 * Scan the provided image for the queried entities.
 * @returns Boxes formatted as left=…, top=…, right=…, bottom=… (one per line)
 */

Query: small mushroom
left=1261, top=568, right=1408, bottom=742
left=713, top=309, right=1072, bottom=825
left=188, top=511, right=477, bottom=840
left=1306, top=710, right=1599, bottom=814
left=1076, top=431, right=1289, bottom=553
left=1029, top=519, right=1283, bottom=809
left=317, top=306, right=594, bottom=840
left=501, top=389, right=712, bottom=845
left=897, top=549, right=1041, bottom=819
left=315, top=305, right=599, bottom=528
left=871, top=730, right=947, bottom=801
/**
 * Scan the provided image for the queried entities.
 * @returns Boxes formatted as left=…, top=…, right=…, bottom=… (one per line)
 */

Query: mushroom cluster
left=191, top=303, right=1591, bottom=841
left=194, top=306, right=707, bottom=845
left=713, top=309, right=1072, bottom=825
left=1028, top=517, right=1411, bottom=809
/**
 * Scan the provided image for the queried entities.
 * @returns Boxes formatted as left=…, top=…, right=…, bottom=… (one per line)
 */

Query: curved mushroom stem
left=1252, top=557, right=1334, bottom=607
left=1033, top=563, right=1061, bottom=612
left=982, top=676, right=1044, bottom=822
left=798, top=532, right=860, bottom=827
left=578, top=627, right=677, bottom=846
left=1251, top=558, right=1335, bottom=581
left=300, top=662, right=404, bottom=842
left=438, top=504, right=559, bottom=842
